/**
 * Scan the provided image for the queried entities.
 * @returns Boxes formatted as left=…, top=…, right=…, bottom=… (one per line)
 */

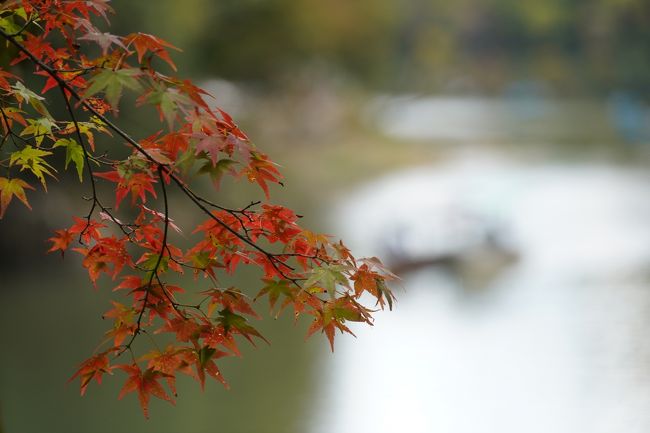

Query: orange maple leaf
left=117, top=364, right=174, bottom=419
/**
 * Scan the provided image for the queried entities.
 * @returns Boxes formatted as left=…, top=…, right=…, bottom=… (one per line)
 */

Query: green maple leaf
left=84, top=68, right=142, bottom=111
left=304, top=264, right=350, bottom=297
left=145, top=83, right=191, bottom=128
left=139, top=252, right=169, bottom=274
left=0, top=8, right=28, bottom=37
left=255, top=279, right=296, bottom=315
left=54, top=138, right=85, bottom=182
left=20, top=117, right=56, bottom=146
left=9, top=145, right=57, bottom=189
left=62, top=119, right=110, bottom=151
left=198, top=346, right=217, bottom=368
left=0, top=15, right=21, bottom=35
left=197, top=158, right=237, bottom=189
left=216, top=309, right=268, bottom=346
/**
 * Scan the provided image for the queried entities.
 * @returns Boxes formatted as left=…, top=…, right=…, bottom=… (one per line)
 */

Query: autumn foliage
left=0, top=0, right=395, bottom=418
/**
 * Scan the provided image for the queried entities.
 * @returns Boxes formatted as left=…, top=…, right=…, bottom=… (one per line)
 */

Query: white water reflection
left=310, top=156, right=650, bottom=433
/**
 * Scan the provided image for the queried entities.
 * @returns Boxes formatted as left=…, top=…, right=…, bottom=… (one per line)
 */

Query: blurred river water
left=310, top=97, right=650, bottom=433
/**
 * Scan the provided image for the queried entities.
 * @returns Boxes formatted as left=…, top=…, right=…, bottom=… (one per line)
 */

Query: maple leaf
left=84, top=68, right=141, bottom=111
left=216, top=108, right=248, bottom=140
left=9, top=145, right=57, bottom=189
left=95, top=170, right=157, bottom=209
left=137, top=251, right=170, bottom=274
left=36, top=68, right=87, bottom=95
left=78, top=31, right=126, bottom=55
left=193, top=131, right=225, bottom=166
left=216, top=308, right=268, bottom=347
left=244, top=152, right=282, bottom=199
left=75, top=236, right=131, bottom=284
left=102, top=301, right=136, bottom=346
left=125, top=32, right=181, bottom=71
left=0, top=68, right=17, bottom=91
left=68, top=216, right=106, bottom=245
left=257, top=204, right=302, bottom=243
left=142, top=346, right=195, bottom=396
left=8, top=32, right=57, bottom=66
left=68, top=351, right=114, bottom=396
left=11, top=80, right=43, bottom=105
left=306, top=311, right=341, bottom=353
left=47, top=228, right=74, bottom=256
left=19, top=117, right=56, bottom=146
left=113, top=274, right=144, bottom=292
left=201, top=287, right=260, bottom=318
left=198, top=158, right=238, bottom=189
left=0, top=107, right=27, bottom=134
left=304, top=263, right=350, bottom=298
left=117, top=364, right=174, bottom=419
left=158, top=132, right=189, bottom=158
left=53, top=138, right=85, bottom=182
left=141, top=204, right=182, bottom=234
left=176, top=79, right=212, bottom=111
left=306, top=297, right=372, bottom=352
left=289, top=234, right=323, bottom=269
left=158, top=317, right=201, bottom=343
left=11, top=81, right=52, bottom=118
left=59, top=119, right=111, bottom=151
left=64, top=0, right=113, bottom=21
left=193, top=346, right=229, bottom=390
left=329, top=296, right=373, bottom=324
left=83, top=97, right=112, bottom=115
left=187, top=250, right=224, bottom=280
left=255, top=279, right=297, bottom=315
left=138, top=82, right=191, bottom=128
left=0, top=176, right=34, bottom=218
left=353, top=259, right=398, bottom=309
left=0, top=11, right=22, bottom=36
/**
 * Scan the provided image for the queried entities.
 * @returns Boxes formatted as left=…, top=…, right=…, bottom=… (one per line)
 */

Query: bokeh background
left=1, top=0, right=650, bottom=432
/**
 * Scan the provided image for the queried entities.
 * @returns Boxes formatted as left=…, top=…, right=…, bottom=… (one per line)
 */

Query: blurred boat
left=384, top=217, right=519, bottom=289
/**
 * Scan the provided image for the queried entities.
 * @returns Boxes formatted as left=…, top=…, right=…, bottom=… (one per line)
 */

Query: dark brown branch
left=119, top=164, right=171, bottom=355
left=0, top=106, right=18, bottom=151
left=59, top=87, right=99, bottom=242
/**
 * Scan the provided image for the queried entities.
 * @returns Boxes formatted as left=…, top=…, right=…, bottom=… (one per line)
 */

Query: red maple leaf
left=117, top=364, right=174, bottom=419
left=47, top=228, right=74, bottom=256
left=68, top=351, right=114, bottom=396
left=125, top=33, right=181, bottom=71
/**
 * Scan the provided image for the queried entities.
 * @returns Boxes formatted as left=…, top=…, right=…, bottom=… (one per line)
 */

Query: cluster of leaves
left=0, top=0, right=396, bottom=418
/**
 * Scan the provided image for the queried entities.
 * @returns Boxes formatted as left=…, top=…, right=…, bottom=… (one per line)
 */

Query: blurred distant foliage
left=112, top=0, right=649, bottom=96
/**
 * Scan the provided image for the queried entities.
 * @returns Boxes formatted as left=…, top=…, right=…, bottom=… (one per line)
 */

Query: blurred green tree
left=112, top=0, right=648, bottom=96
